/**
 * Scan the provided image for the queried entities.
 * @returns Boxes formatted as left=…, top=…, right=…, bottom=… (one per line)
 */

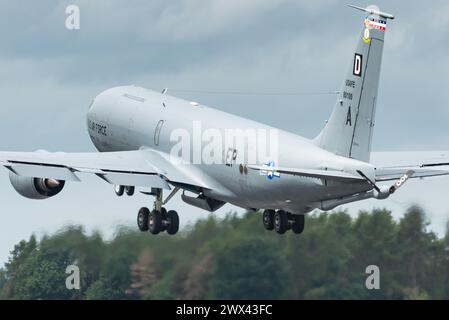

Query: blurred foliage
left=1, top=205, right=449, bottom=300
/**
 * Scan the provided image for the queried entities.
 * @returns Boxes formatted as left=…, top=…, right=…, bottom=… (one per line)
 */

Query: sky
left=1, top=0, right=449, bottom=265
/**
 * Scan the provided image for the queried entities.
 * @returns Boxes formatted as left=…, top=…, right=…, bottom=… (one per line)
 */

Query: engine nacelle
left=9, top=171, right=65, bottom=200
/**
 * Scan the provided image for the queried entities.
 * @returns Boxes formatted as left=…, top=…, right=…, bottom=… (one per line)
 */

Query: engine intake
left=9, top=171, right=65, bottom=200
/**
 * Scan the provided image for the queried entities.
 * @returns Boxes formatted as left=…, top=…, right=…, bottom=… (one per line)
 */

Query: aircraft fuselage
left=87, top=85, right=373, bottom=213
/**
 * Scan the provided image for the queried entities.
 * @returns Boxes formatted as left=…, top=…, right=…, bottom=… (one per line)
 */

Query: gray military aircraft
left=1, top=5, right=448, bottom=235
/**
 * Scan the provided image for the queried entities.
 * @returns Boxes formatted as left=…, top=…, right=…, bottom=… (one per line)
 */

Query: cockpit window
left=123, top=93, right=146, bottom=103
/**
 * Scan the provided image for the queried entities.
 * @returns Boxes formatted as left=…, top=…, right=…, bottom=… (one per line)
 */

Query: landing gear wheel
left=262, top=210, right=275, bottom=230
left=291, top=214, right=305, bottom=234
left=137, top=207, right=150, bottom=232
left=160, top=207, right=167, bottom=231
left=115, top=185, right=124, bottom=196
left=274, top=210, right=288, bottom=234
left=148, top=210, right=163, bottom=234
left=125, top=186, right=135, bottom=196
left=166, top=210, right=179, bottom=235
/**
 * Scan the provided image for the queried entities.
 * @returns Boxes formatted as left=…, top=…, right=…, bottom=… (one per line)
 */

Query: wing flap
left=97, top=172, right=169, bottom=189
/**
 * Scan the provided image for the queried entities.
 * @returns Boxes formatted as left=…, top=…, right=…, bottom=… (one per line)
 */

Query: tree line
left=1, top=205, right=448, bottom=300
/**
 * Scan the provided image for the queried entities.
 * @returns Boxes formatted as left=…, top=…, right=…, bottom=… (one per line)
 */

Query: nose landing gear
left=262, top=209, right=305, bottom=234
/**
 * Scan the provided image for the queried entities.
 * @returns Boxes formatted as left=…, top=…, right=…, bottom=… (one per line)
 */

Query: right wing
left=376, top=152, right=449, bottom=181
left=375, top=162, right=449, bottom=182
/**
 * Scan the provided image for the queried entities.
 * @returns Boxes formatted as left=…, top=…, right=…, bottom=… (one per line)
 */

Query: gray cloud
left=1, top=1, right=448, bottom=149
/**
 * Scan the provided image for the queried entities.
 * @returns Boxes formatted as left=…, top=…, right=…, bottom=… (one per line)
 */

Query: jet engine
left=8, top=171, right=65, bottom=200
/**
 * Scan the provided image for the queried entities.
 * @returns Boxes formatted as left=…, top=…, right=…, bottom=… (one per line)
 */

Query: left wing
left=0, top=149, right=211, bottom=190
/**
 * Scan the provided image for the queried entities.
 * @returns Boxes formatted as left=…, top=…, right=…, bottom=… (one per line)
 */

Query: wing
left=367, top=151, right=449, bottom=182
left=375, top=163, right=449, bottom=182
left=0, top=149, right=211, bottom=190
left=247, top=164, right=365, bottom=182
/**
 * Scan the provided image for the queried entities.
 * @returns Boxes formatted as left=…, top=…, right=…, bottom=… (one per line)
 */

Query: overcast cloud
left=0, top=1, right=449, bottom=264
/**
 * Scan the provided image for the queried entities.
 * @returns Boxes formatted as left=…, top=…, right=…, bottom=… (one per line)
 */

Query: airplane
left=2, top=4, right=449, bottom=236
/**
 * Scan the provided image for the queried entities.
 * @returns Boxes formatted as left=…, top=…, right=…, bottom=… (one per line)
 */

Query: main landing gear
left=262, top=209, right=305, bottom=235
left=115, top=185, right=180, bottom=235
left=137, top=207, right=179, bottom=235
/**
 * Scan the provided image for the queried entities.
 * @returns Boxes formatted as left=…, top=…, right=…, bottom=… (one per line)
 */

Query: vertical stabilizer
left=314, top=5, right=394, bottom=162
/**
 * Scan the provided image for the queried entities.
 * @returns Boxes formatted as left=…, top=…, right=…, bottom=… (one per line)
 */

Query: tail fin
left=314, top=5, right=394, bottom=162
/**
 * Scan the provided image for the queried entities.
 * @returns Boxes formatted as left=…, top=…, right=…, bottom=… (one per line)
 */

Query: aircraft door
left=154, top=120, right=164, bottom=146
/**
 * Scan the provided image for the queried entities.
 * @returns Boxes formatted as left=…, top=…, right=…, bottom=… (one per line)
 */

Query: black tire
left=166, top=210, right=179, bottom=235
left=148, top=210, right=162, bottom=234
left=262, top=210, right=275, bottom=230
left=160, top=207, right=168, bottom=231
left=291, top=214, right=305, bottom=234
left=125, top=186, right=135, bottom=196
left=114, top=185, right=124, bottom=196
left=274, top=210, right=288, bottom=234
left=137, top=207, right=150, bottom=232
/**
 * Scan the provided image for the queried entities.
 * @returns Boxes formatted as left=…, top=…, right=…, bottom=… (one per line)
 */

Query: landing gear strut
left=263, top=209, right=305, bottom=234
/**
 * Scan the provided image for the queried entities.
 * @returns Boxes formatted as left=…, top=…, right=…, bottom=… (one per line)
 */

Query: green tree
left=126, top=248, right=157, bottom=299
left=10, top=247, right=73, bottom=299
left=210, top=237, right=287, bottom=299
left=396, top=205, right=434, bottom=299
left=351, top=208, right=401, bottom=299
left=1, top=206, right=449, bottom=300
